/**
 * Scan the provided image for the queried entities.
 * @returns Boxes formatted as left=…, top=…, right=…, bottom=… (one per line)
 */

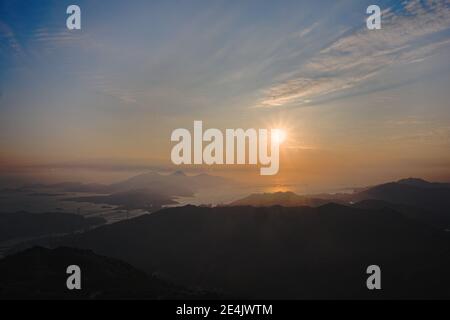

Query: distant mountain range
left=347, top=178, right=450, bottom=212
left=2, top=177, right=450, bottom=299
left=47, top=171, right=234, bottom=196
left=0, top=171, right=236, bottom=244
left=229, top=178, right=450, bottom=229
left=14, top=171, right=236, bottom=212
left=107, top=170, right=233, bottom=196
left=229, top=191, right=337, bottom=207
left=0, top=246, right=217, bottom=299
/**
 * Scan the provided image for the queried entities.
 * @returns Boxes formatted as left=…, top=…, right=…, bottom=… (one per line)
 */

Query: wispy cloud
left=388, top=125, right=450, bottom=145
left=259, top=0, right=450, bottom=108
left=0, top=20, right=25, bottom=59
left=32, top=27, right=82, bottom=45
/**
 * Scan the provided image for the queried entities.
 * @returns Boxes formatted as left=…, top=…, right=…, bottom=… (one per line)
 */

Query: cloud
left=0, top=20, right=25, bottom=58
left=388, top=125, right=450, bottom=145
left=94, top=78, right=139, bottom=105
left=259, top=0, right=450, bottom=108
left=291, top=22, right=320, bottom=40
left=32, top=27, right=82, bottom=45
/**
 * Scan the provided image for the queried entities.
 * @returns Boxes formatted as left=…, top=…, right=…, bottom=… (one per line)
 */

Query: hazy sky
left=1, top=0, right=450, bottom=188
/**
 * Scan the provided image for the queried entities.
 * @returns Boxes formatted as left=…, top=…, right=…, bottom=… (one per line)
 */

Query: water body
left=0, top=189, right=148, bottom=223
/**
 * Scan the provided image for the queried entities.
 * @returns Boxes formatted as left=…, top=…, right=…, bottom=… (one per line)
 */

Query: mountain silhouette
left=0, top=246, right=216, bottom=299
left=0, top=212, right=105, bottom=243
left=230, top=178, right=450, bottom=229
left=349, top=180, right=450, bottom=209
left=26, top=204, right=450, bottom=299
left=24, top=171, right=235, bottom=198
left=108, top=171, right=234, bottom=195
left=397, top=178, right=450, bottom=189
left=346, top=179, right=450, bottom=228
left=229, top=191, right=337, bottom=207
left=171, top=170, right=186, bottom=177
left=53, top=171, right=236, bottom=210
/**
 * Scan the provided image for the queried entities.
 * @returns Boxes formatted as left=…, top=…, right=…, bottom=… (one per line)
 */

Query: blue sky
left=1, top=0, right=450, bottom=185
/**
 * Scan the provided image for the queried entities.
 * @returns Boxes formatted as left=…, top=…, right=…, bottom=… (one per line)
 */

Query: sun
left=272, top=128, right=287, bottom=144
left=262, top=115, right=293, bottom=145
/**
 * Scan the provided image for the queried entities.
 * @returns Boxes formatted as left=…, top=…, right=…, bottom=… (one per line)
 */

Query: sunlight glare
left=272, top=129, right=287, bottom=144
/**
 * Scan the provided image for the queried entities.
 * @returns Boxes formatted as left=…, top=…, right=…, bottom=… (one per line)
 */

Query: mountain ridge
left=0, top=246, right=217, bottom=299
left=19, top=203, right=450, bottom=299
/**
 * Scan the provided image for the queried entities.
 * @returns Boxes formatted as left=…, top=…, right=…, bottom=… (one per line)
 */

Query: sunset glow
left=272, top=129, right=287, bottom=144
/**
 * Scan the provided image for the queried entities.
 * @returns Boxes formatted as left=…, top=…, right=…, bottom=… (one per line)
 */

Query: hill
left=29, top=204, right=450, bottom=299
left=229, top=191, right=336, bottom=207
left=234, top=178, right=450, bottom=229
left=0, top=211, right=105, bottom=243
left=0, top=246, right=217, bottom=299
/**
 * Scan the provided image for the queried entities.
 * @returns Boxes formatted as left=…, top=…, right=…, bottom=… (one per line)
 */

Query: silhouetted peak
left=317, top=202, right=349, bottom=210
left=171, top=170, right=186, bottom=176
left=395, top=177, right=450, bottom=189
left=0, top=246, right=217, bottom=299
left=272, top=191, right=297, bottom=196
left=397, top=177, right=430, bottom=186
left=229, top=191, right=333, bottom=207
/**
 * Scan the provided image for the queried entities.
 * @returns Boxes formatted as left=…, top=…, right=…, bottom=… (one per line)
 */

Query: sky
left=1, top=0, right=450, bottom=189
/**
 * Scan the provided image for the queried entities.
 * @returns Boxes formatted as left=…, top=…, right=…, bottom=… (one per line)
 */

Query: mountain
left=348, top=178, right=450, bottom=206
left=350, top=181, right=450, bottom=207
left=107, top=172, right=193, bottom=196
left=344, top=179, right=450, bottom=228
left=352, top=199, right=448, bottom=227
left=40, top=171, right=235, bottom=199
left=46, top=171, right=236, bottom=210
left=0, top=212, right=105, bottom=242
left=279, top=178, right=450, bottom=229
left=108, top=171, right=234, bottom=196
left=27, top=204, right=450, bottom=299
left=397, top=178, right=450, bottom=189
left=0, top=246, right=216, bottom=299
left=21, top=171, right=235, bottom=199
left=229, top=191, right=333, bottom=207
